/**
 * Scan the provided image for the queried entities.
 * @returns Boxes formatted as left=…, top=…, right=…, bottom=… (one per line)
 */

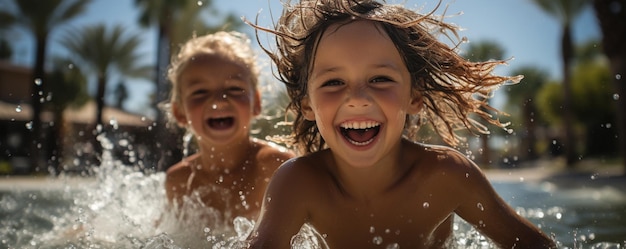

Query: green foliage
left=60, top=24, right=152, bottom=82
left=133, top=0, right=243, bottom=56
left=536, top=80, right=565, bottom=125
left=45, top=58, right=89, bottom=112
left=571, top=62, right=614, bottom=123
left=505, top=67, right=550, bottom=114
left=463, top=40, right=505, bottom=62
left=2, top=0, right=90, bottom=37
left=60, top=23, right=152, bottom=125
left=530, top=0, right=589, bottom=24
left=536, top=56, right=613, bottom=126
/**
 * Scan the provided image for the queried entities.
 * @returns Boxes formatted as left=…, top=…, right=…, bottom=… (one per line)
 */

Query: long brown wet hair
left=247, top=0, right=520, bottom=154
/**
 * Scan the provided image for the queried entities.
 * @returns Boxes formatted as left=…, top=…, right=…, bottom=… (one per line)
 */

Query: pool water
left=1, top=161, right=625, bottom=248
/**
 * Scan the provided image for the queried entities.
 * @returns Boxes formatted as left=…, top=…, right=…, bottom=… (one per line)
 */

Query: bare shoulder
left=165, top=154, right=197, bottom=181
left=269, top=152, right=323, bottom=184
left=252, top=139, right=296, bottom=170
left=265, top=150, right=330, bottom=197
left=405, top=140, right=484, bottom=182
left=164, top=154, right=199, bottom=201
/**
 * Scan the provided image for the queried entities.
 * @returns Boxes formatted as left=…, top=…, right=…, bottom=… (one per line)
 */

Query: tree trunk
left=561, top=25, right=576, bottom=167
left=29, top=36, right=48, bottom=174
left=523, top=98, right=538, bottom=160
left=92, top=75, right=107, bottom=165
left=95, top=75, right=106, bottom=127
left=151, top=15, right=183, bottom=172
left=49, top=110, right=65, bottom=174
left=593, top=0, right=626, bottom=175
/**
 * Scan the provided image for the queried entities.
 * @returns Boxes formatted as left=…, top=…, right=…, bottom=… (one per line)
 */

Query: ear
left=171, top=103, right=188, bottom=126
left=407, top=89, right=423, bottom=115
left=301, top=96, right=316, bottom=121
left=252, top=89, right=262, bottom=116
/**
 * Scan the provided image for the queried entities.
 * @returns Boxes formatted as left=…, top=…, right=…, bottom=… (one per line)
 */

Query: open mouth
left=207, top=117, right=235, bottom=130
left=339, top=121, right=381, bottom=146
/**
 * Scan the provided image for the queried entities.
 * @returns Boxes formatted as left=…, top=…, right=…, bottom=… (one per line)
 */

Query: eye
left=370, top=76, right=394, bottom=83
left=190, top=89, right=209, bottom=97
left=321, top=79, right=344, bottom=88
left=225, top=86, right=246, bottom=96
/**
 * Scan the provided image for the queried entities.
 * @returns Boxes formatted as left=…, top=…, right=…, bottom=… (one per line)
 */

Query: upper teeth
left=340, top=121, right=380, bottom=129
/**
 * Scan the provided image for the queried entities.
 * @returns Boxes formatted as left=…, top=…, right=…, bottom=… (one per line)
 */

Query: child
left=244, top=0, right=557, bottom=248
left=164, top=31, right=294, bottom=223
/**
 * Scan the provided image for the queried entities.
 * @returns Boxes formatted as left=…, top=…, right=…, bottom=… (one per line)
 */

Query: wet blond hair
left=248, top=0, right=519, bottom=154
left=167, top=31, right=259, bottom=116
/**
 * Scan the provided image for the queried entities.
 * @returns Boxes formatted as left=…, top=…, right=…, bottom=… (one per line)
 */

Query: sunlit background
left=0, top=0, right=624, bottom=248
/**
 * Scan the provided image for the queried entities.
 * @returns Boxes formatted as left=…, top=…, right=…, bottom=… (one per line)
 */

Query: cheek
left=233, top=95, right=254, bottom=110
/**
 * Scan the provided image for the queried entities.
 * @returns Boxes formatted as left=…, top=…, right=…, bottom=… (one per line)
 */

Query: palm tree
left=60, top=24, right=152, bottom=161
left=60, top=24, right=152, bottom=127
left=530, top=0, right=589, bottom=167
left=463, top=40, right=505, bottom=167
left=0, top=0, right=90, bottom=173
left=507, top=67, right=550, bottom=160
left=134, top=0, right=242, bottom=170
left=593, top=0, right=626, bottom=174
left=45, top=57, right=89, bottom=173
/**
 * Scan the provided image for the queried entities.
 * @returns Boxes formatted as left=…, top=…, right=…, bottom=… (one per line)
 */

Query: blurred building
left=0, top=61, right=155, bottom=175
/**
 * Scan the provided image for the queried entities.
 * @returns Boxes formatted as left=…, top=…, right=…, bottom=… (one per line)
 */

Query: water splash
left=2, top=135, right=626, bottom=248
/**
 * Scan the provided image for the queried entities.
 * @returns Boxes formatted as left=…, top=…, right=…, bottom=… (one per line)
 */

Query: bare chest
left=307, top=184, right=457, bottom=248
left=187, top=168, right=268, bottom=219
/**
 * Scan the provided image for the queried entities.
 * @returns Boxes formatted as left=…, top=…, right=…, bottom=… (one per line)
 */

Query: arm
left=451, top=153, right=556, bottom=248
left=247, top=158, right=310, bottom=249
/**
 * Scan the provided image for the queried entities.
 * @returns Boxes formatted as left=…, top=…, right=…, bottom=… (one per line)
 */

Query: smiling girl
left=164, top=31, right=294, bottom=224
left=244, top=0, right=556, bottom=248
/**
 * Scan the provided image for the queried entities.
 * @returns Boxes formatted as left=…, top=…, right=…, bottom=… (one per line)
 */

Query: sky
left=7, top=0, right=601, bottom=117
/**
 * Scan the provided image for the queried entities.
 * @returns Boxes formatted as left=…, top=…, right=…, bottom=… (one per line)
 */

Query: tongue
left=209, top=117, right=234, bottom=130
left=345, top=128, right=377, bottom=143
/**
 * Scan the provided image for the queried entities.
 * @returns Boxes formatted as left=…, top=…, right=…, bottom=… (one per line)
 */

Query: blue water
left=1, top=164, right=625, bottom=249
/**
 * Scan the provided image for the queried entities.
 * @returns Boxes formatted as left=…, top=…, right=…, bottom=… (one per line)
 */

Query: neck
left=329, top=141, right=407, bottom=201
left=196, top=138, right=255, bottom=172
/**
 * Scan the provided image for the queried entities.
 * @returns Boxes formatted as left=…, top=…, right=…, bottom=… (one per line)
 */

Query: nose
left=209, top=92, right=229, bottom=110
left=346, top=85, right=371, bottom=108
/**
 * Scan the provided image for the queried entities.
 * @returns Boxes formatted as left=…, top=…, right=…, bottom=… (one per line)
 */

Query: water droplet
left=476, top=202, right=484, bottom=211
left=212, top=104, right=218, bottom=110
left=15, top=105, right=21, bottom=113
left=118, top=139, right=129, bottom=147
left=614, top=94, right=620, bottom=100
left=25, top=121, right=33, bottom=130
left=616, top=74, right=622, bottom=80
left=372, top=236, right=383, bottom=245
left=34, top=78, right=42, bottom=86
left=197, top=0, right=203, bottom=6
left=369, top=226, right=375, bottom=233
left=386, top=243, right=400, bottom=249
left=423, top=202, right=430, bottom=209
